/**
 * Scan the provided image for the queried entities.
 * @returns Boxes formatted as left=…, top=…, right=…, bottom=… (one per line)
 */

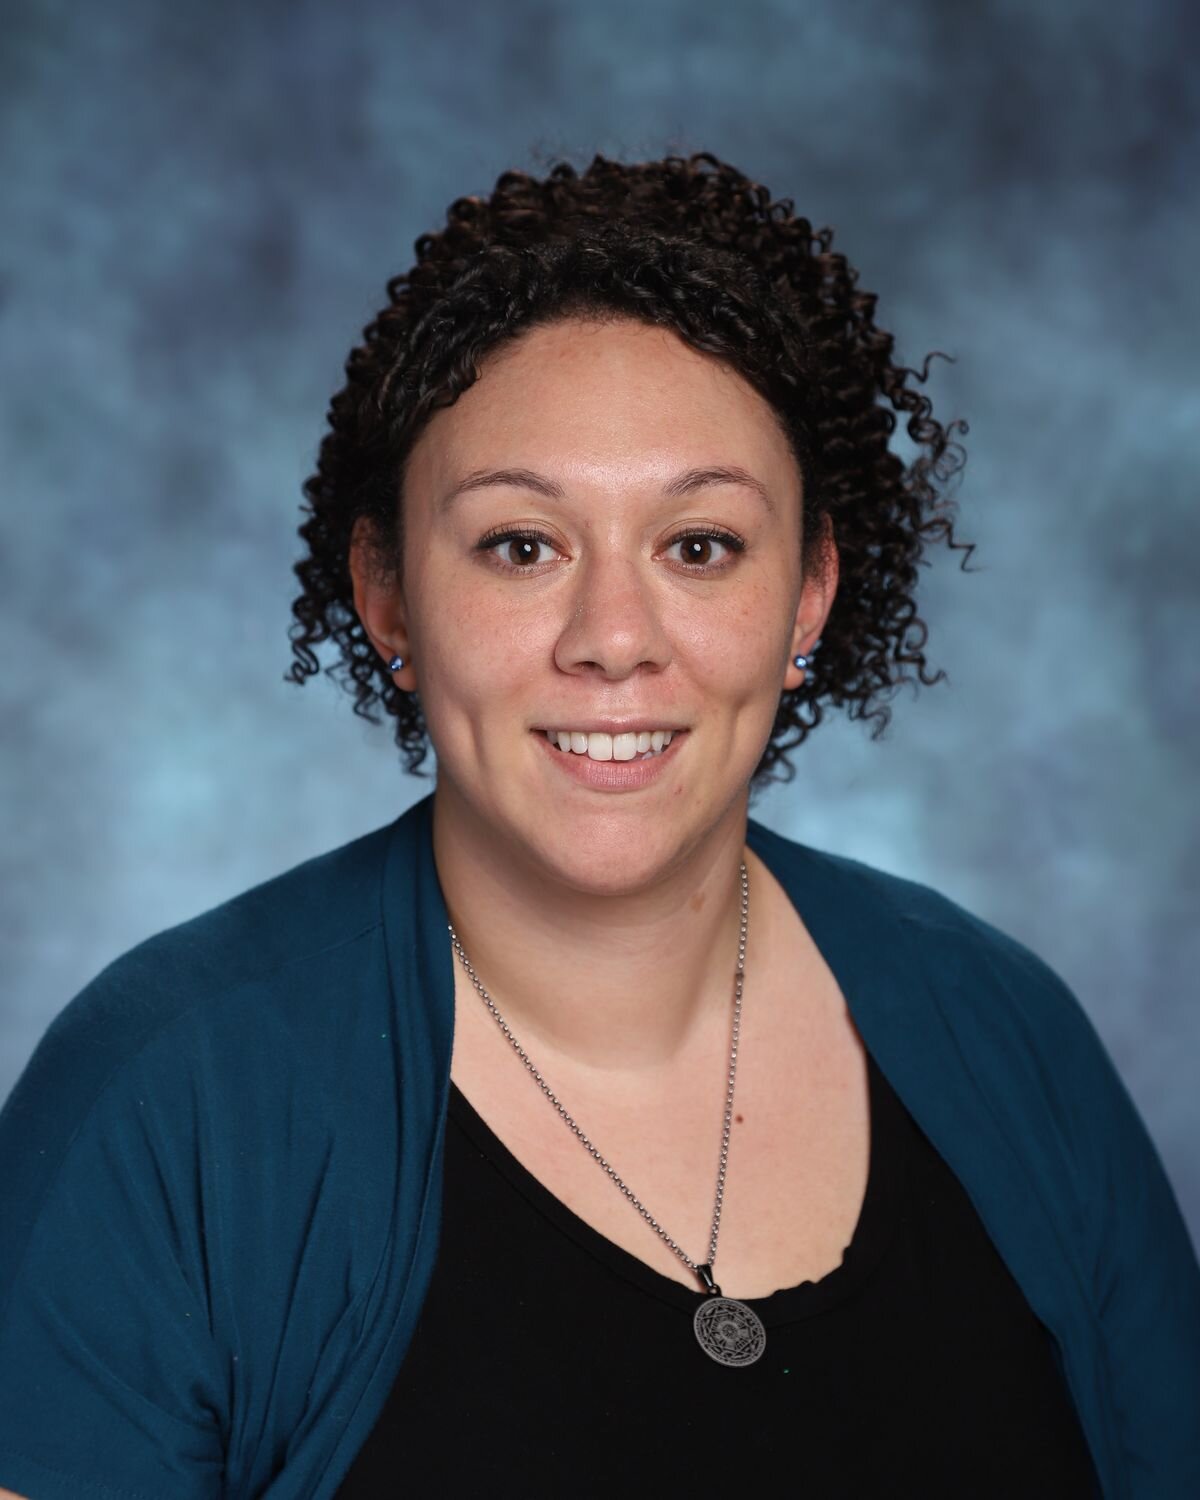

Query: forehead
left=405, top=316, right=799, bottom=499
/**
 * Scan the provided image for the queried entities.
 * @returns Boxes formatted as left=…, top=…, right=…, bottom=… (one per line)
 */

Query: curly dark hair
left=285, top=149, right=973, bottom=800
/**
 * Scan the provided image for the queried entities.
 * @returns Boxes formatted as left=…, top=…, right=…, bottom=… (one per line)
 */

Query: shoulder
left=95, top=816, right=394, bottom=1020
left=0, top=817, right=398, bottom=1208
left=748, top=815, right=1119, bottom=1110
left=65, top=816, right=387, bottom=1017
left=751, top=815, right=1079, bottom=1012
left=847, top=849, right=1104, bottom=1063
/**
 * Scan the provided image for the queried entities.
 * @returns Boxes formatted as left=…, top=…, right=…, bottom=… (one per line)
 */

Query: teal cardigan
left=2, top=792, right=1198, bottom=1499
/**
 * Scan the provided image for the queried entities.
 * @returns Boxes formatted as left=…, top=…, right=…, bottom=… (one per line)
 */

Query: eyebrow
left=437, top=463, right=775, bottom=516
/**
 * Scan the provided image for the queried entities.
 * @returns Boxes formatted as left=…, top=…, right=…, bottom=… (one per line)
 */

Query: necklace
left=447, top=858, right=767, bottom=1368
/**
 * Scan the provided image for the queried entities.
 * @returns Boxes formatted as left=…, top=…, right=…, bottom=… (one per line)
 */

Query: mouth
left=536, top=727, right=684, bottom=762
left=531, top=727, right=689, bottom=791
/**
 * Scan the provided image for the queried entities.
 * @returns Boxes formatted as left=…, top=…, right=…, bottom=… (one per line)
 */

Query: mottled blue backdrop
left=3, top=0, right=1197, bottom=1242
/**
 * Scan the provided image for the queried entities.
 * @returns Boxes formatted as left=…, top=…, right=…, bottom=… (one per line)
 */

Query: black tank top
left=336, top=1049, right=1100, bottom=1497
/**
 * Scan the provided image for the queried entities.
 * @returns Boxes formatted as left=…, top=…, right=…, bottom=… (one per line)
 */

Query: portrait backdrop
left=2, top=0, right=1197, bottom=1246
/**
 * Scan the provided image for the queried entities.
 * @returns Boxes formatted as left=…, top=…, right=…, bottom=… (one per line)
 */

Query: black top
left=336, top=1049, right=1099, bottom=1497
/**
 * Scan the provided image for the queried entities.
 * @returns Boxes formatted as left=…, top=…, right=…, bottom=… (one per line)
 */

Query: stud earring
left=388, top=655, right=405, bottom=671
left=793, top=654, right=808, bottom=671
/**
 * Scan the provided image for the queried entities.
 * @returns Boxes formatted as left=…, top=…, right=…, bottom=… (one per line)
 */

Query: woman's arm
left=0, top=990, right=228, bottom=1500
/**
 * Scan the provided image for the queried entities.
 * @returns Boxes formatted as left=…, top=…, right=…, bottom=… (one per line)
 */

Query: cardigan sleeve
left=0, top=990, right=228, bottom=1500
left=993, top=937, right=1200, bottom=1498
left=1078, top=1013, right=1200, bottom=1497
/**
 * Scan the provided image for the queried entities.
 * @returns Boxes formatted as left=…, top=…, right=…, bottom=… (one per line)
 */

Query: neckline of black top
left=446, top=1045, right=909, bottom=1327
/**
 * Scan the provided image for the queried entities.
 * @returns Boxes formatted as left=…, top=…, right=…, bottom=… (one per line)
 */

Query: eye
left=474, top=524, right=746, bottom=575
left=475, top=527, right=561, bottom=572
left=663, top=528, right=745, bottom=572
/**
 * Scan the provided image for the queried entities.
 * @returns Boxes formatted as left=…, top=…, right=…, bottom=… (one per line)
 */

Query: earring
left=388, top=655, right=405, bottom=671
left=793, top=654, right=808, bottom=671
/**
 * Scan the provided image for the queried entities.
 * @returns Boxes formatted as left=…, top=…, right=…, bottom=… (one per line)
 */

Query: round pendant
left=693, top=1295, right=767, bottom=1367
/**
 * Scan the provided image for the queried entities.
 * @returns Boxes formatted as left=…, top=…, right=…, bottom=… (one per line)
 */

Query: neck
left=431, top=782, right=756, bottom=1078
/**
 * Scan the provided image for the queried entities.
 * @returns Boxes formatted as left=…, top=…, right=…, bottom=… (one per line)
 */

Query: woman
left=1, top=152, right=1197, bottom=1499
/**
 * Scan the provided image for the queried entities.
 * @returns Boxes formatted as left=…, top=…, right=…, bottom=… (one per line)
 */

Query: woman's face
left=374, top=314, right=836, bottom=891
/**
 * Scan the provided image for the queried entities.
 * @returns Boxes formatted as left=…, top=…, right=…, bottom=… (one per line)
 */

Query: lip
left=532, top=728, right=688, bottom=791
left=531, top=721, right=689, bottom=735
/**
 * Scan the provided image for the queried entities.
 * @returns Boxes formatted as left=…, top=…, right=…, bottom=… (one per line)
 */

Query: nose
left=552, top=547, right=672, bottom=680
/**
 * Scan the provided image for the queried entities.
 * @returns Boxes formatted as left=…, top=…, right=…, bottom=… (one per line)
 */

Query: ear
left=348, top=515, right=414, bottom=689
left=784, top=514, right=838, bottom=690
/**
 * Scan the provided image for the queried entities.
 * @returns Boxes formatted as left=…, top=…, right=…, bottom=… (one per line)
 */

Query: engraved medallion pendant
left=693, top=1295, right=767, bottom=1367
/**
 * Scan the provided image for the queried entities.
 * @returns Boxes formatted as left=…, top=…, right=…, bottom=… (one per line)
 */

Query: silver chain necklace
left=446, top=858, right=767, bottom=1367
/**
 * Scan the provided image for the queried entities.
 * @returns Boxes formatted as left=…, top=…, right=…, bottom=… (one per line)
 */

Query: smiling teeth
left=546, top=730, right=675, bottom=761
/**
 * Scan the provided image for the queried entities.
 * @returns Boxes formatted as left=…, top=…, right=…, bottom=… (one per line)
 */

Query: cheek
left=418, top=621, right=542, bottom=744
left=411, top=555, right=525, bottom=672
left=690, top=592, right=784, bottom=692
left=431, top=562, right=538, bottom=652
